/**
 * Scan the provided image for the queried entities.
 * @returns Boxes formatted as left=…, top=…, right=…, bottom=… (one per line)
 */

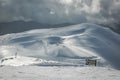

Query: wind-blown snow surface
left=0, top=23, right=120, bottom=69
left=0, top=66, right=120, bottom=80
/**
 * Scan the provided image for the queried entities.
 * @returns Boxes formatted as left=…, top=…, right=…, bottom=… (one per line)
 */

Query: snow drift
left=0, top=23, right=120, bottom=69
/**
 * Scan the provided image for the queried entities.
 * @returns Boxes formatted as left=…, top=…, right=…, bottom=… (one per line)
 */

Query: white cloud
left=0, top=0, right=119, bottom=25
left=59, top=0, right=73, bottom=4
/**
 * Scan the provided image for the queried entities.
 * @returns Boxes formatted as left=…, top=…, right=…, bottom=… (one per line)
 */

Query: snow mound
left=0, top=23, right=120, bottom=69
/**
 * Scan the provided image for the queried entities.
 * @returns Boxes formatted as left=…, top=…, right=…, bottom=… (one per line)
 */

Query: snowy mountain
left=0, top=23, right=120, bottom=69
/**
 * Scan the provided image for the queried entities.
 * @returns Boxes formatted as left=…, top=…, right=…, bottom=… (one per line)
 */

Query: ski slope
left=0, top=23, right=120, bottom=69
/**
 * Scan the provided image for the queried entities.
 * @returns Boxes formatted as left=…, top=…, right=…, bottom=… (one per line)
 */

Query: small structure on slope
left=86, top=58, right=97, bottom=66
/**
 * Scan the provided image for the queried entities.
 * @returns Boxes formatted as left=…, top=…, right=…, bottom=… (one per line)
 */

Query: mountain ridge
left=0, top=21, right=120, bottom=35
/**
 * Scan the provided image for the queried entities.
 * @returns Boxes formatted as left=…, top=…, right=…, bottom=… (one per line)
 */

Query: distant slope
left=0, top=21, right=120, bottom=36
left=0, top=23, right=120, bottom=69
left=0, top=21, right=74, bottom=35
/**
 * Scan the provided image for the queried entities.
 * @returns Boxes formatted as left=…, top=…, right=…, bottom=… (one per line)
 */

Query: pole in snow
left=15, top=52, right=17, bottom=58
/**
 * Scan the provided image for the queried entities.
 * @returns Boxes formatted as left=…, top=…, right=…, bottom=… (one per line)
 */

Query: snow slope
left=0, top=23, right=120, bottom=69
left=0, top=66, right=120, bottom=80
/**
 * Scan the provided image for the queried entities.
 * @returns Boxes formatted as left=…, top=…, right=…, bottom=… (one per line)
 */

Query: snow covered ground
left=0, top=66, right=120, bottom=80
left=0, top=23, right=120, bottom=80
left=0, top=56, right=120, bottom=80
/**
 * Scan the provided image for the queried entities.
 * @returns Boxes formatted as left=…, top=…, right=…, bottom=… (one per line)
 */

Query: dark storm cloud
left=0, top=0, right=120, bottom=24
left=99, top=0, right=120, bottom=23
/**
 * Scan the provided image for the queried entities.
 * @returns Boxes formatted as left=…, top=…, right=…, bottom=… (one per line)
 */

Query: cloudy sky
left=0, top=0, right=120, bottom=24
